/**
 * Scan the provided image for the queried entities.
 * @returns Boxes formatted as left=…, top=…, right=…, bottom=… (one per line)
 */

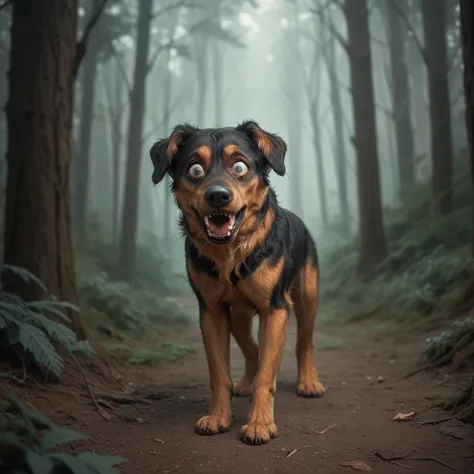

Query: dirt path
left=7, top=318, right=474, bottom=473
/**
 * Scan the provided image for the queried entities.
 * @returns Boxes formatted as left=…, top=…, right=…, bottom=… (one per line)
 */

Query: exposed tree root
left=398, top=334, right=474, bottom=382
left=71, top=354, right=111, bottom=421
left=441, top=376, right=474, bottom=424
left=416, top=376, right=474, bottom=426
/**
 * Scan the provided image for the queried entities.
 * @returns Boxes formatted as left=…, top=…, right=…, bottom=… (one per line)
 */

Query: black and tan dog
left=150, top=121, right=324, bottom=445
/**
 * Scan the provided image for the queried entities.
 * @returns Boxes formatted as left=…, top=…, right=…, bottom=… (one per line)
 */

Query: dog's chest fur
left=185, top=239, right=287, bottom=313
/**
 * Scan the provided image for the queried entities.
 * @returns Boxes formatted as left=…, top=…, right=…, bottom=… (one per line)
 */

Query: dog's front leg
left=241, top=308, right=288, bottom=445
left=195, top=305, right=232, bottom=436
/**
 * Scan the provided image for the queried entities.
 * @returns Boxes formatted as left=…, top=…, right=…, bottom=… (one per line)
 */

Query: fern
left=0, top=396, right=125, bottom=474
left=0, top=266, right=97, bottom=379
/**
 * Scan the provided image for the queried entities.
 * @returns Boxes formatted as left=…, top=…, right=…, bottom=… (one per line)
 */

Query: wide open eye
left=231, top=161, right=249, bottom=177
left=188, top=163, right=205, bottom=179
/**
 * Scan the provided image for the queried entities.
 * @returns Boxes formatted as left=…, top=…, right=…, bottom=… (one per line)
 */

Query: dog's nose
left=205, top=185, right=232, bottom=208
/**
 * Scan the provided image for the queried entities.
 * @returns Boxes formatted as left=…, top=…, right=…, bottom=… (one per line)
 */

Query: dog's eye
left=232, top=161, right=248, bottom=177
left=188, top=163, right=205, bottom=179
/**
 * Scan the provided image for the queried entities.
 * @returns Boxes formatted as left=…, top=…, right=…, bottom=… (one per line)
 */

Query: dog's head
left=150, top=120, right=287, bottom=246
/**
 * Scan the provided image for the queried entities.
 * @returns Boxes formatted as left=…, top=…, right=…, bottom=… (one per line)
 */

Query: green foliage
left=0, top=396, right=124, bottom=474
left=0, top=265, right=96, bottom=379
left=424, top=318, right=474, bottom=363
left=319, top=169, right=473, bottom=322
left=127, top=342, right=195, bottom=366
left=78, top=272, right=192, bottom=336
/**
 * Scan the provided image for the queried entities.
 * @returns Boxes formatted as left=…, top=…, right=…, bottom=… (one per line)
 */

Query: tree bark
left=459, top=0, right=474, bottom=257
left=421, top=0, right=454, bottom=215
left=74, top=35, right=99, bottom=242
left=309, top=105, right=328, bottom=227
left=4, top=0, right=84, bottom=338
left=384, top=0, right=415, bottom=199
left=162, top=12, right=179, bottom=243
left=119, top=0, right=152, bottom=281
left=324, top=8, right=349, bottom=231
left=195, top=35, right=208, bottom=126
left=286, top=3, right=304, bottom=220
left=344, top=0, right=388, bottom=280
left=212, top=1, right=224, bottom=126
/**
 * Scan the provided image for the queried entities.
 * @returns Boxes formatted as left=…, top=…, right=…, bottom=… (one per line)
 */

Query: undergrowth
left=0, top=265, right=96, bottom=379
left=319, top=168, right=473, bottom=323
left=0, top=396, right=124, bottom=473
left=424, top=318, right=474, bottom=366
left=76, top=226, right=194, bottom=339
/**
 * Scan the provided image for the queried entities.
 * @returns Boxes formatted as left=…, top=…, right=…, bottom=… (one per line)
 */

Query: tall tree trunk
left=286, top=3, right=303, bottom=220
left=324, top=8, right=349, bottom=231
left=0, top=12, right=8, bottom=164
left=74, top=37, right=99, bottom=242
left=212, top=1, right=224, bottom=126
left=384, top=0, right=415, bottom=199
left=309, top=105, right=328, bottom=227
left=112, top=68, right=123, bottom=241
left=459, top=0, right=474, bottom=257
left=4, top=0, right=84, bottom=338
left=119, top=0, right=152, bottom=281
left=195, top=35, right=208, bottom=126
left=344, top=0, right=388, bottom=280
left=162, top=12, right=179, bottom=243
left=421, top=0, right=454, bottom=215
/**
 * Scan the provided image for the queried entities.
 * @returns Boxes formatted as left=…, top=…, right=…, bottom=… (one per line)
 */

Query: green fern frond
left=18, top=324, right=64, bottom=378
left=2, top=264, right=48, bottom=292
left=1, top=397, right=126, bottom=473
left=25, top=301, right=72, bottom=323
left=26, top=312, right=77, bottom=350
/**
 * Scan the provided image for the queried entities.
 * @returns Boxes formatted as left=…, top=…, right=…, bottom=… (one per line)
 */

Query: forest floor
left=2, top=302, right=474, bottom=474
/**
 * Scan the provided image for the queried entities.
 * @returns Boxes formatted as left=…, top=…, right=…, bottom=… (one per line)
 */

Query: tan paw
left=296, top=380, right=325, bottom=398
left=233, top=379, right=252, bottom=397
left=240, top=422, right=278, bottom=445
left=195, top=415, right=231, bottom=436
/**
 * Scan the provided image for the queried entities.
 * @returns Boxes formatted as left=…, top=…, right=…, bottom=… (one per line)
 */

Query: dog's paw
left=232, top=379, right=252, bottom=397
left=195, top=415, right=231, bottom=436
left=240, top=422, right=278, bottom=445
left=296, top=380, right=325, bottom=398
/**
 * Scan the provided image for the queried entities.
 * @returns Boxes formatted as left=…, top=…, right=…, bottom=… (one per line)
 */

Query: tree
left=382, top=0, right=415, bottom=200
left=460, top=0, right=474, bottom=257
left=421, top=0, right=455, bottom=215
left=119, top=0, right=153, bottom=281
left=74, top=21, right=100, bottom=242
left=3, top=0, right=85, bottom=338
left=283, top=1, right=304, bottom=220
left=341, top=0, right=388, bottom=280
left=320, top=3, right=349, bottom=231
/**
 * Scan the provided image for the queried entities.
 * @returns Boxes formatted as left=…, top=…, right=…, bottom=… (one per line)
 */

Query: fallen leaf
left=339, top=460, right=372, bottom=471
left=392, top=411, right=416, bottom=421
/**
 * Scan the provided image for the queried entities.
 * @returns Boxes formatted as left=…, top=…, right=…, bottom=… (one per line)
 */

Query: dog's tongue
left=208, top=215, right=231, bottom=237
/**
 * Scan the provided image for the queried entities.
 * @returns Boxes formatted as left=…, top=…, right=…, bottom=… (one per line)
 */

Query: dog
left=150, top=121, right=324, bottom=445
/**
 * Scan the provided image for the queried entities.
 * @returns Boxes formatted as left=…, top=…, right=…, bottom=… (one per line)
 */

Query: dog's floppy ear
left=236, top=120, right=287, bottom=176
left=149, top=123, right=198, bottom=184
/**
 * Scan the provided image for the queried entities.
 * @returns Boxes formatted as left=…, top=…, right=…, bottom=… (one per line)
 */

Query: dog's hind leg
left=292, top=260, right=325, bottom=398
left=230, top=309, right=259, bottom=397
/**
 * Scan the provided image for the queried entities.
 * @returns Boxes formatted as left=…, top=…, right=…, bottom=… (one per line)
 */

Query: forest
left=0, top=0, right=473, bottom=472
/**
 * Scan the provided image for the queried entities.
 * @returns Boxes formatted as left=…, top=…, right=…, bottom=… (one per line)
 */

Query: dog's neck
left=182, top=188, right=277, bottom=283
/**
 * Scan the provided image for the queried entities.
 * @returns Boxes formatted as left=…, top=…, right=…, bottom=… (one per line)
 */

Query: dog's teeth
left=229, top=215, right=235, bottom=229
left=204, top=216, right=210, bottom=228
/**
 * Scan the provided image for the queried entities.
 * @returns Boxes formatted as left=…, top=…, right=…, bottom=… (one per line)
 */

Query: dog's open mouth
left=200, top=208, right=246, bottom=244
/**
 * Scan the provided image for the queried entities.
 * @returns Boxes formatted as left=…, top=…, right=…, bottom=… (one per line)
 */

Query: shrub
left=78, top=272, right=193, bottom=336
left=0, top=396, right=124, bottom=473
left=318, top=168, right=473, bottom=322
left=0, top=265, right=96, bottom=379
